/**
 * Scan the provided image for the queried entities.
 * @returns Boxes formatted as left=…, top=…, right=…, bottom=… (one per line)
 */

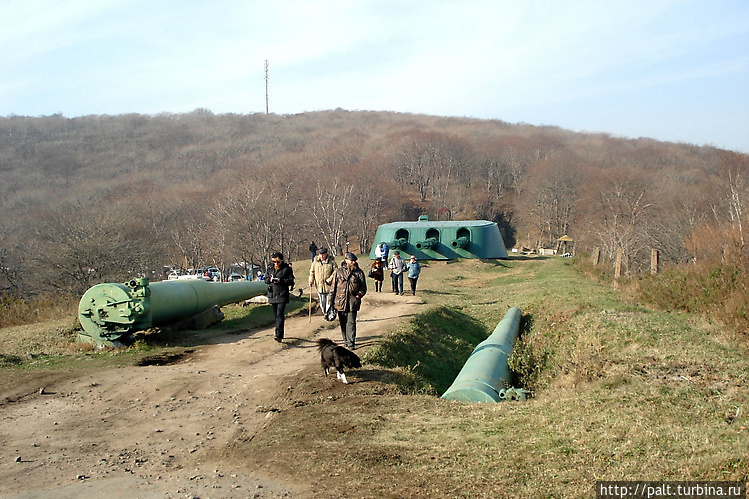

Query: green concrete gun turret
left=370, top=217, right=508, bottom=260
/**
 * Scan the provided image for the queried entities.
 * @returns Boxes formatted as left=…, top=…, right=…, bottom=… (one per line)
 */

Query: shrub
left=0, top=293, right=78, bottom=328
left=635, top=260, right=748, bottom=335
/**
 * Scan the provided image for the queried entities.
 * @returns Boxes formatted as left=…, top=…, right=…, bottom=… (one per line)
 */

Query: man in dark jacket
left=264, top=252, right=295, bottom=342
left=329, top=252, right=367, bottom=350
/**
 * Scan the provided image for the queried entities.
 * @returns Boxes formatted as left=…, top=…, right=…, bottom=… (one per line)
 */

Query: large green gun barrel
left=414, top=237, right=438, bottom=250
left=441, top=307, right=522, bottom=403
left=387, top=238, right=408, bottom=249
left=78, top=277, right=267, bottom=346
left=451, top=236, right=469, bottom=249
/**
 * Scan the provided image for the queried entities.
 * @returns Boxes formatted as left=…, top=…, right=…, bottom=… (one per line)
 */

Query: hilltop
left=1, top=110, right=745, bottom=302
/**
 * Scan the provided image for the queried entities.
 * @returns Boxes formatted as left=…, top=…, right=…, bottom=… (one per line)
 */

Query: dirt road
left=0, top=290, right=421, bottom=498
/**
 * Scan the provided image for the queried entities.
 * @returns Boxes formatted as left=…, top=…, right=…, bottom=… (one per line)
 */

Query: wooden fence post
left=592, top=247, right=601, bottom=266
left=651, top=249, right=660, bottom=275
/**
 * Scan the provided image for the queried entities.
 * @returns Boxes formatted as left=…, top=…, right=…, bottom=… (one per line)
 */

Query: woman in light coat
left=308, top=248, right=336, bottom=316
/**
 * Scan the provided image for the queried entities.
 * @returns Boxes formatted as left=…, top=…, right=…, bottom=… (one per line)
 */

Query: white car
left=177, top=274, right=210, bottom=281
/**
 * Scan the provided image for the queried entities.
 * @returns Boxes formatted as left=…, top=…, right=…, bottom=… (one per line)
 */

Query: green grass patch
left=363, top=306, right=488, bottom=395
left=356, top=256, right=749, bottom=488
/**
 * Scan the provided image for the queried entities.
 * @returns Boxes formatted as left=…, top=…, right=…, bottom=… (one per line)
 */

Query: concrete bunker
left=370, top=217, right=508, bottom=260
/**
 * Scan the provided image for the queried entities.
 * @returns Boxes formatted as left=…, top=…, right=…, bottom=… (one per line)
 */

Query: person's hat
left=344, top=252, right=357, bottom=261
left=317, top=248, right=328, bottom=254
left=410, top=255, right=416, bottom=260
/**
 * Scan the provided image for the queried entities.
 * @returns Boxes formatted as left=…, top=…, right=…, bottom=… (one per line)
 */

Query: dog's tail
left=316, top=338, right=337, bottom=352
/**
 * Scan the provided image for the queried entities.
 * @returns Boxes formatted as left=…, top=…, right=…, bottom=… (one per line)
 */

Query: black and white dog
left=316, top=338, right=362, bottom=384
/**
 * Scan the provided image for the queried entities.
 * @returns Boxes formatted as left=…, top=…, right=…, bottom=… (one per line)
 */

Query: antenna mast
left=265, top=60, right=269, bottom=114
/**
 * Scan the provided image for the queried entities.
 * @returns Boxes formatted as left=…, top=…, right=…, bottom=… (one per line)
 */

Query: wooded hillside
left=0, top=109, right=746, bottom=299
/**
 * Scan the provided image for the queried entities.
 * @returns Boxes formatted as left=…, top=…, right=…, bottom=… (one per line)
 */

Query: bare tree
left=28, top=203, right=158, bottom=295
left=396, top=132, right=441, bottom=202
left=525, top=161, right=580, bottom=247
left=310, top=179, right=353, bottom=256
left=205, top=197, right=236, bottom=277
left=591, top=169, right=655, bottom=274
left=228, top=181, right=277, bottom=273
left=720, top=152, right=747, bottom=252
left=350, top=181, right=385, bottom=254
left=170, top=208, right=211, bottom=273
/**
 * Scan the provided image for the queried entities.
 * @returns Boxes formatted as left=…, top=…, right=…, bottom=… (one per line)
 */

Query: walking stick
left=308, top=285, right=313, bottom=322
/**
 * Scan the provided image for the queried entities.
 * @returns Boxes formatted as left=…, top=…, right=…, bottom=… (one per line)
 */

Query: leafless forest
left=0, top=109, right=746, bottom=300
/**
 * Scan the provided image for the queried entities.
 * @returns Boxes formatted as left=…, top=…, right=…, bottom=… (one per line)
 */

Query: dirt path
left=0, top=290, right=421, bottom=498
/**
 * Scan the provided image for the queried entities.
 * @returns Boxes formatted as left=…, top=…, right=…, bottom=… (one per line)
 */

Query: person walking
left=369, top=257, right=385, bottom=292
left=406, top=255, right=422, bottom=295
left=329, top=252, right=367, bottom=350
left=308, top=241, right=318, bottom=261
left=264, top=252, right=295, bottom=343
left=388, top=250, right=406, bottom=295
left=308, top=247, right=336, bottom=316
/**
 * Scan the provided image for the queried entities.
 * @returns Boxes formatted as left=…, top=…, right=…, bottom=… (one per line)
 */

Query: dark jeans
left=408, top=276, right=418, bottom=294
left=271, top=302, right=287, bottom=339
left=338, top=310, right=358, bottom=348
left=391, top=272, right=404, bottom=294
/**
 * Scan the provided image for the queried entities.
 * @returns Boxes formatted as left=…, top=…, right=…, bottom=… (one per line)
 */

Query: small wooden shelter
left=556, top=235, right=574, bottom=255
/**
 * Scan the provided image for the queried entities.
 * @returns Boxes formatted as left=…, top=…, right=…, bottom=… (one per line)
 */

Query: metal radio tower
left=265, top=60, right=269, bottom=114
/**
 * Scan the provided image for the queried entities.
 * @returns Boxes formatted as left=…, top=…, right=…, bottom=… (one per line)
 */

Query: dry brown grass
left=0, top=293, right=78, bottom=329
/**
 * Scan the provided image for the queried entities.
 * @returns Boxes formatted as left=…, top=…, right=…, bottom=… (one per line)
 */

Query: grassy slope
left=242, top=256, right=749, bottom=497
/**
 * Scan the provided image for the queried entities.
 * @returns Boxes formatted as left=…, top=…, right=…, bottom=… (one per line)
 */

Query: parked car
left=177, top=274, right=210, bottom=281
left=204, top=267, right=221, bottom=281
left=227, top=273, right=245, bottom=282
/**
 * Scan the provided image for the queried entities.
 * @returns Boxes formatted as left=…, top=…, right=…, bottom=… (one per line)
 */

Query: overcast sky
left=1, top=0, right=747, bottom=152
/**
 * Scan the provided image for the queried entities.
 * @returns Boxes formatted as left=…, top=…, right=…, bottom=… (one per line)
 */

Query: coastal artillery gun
left=78, top=277, right=267, bottom=346
left=414, top=237, right=439, bottom=250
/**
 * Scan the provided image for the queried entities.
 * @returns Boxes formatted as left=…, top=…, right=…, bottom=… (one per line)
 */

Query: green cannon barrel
left=414, top=237, right=438, bottom=250
left=387, top=238, right=408, bottom=249
left=78, top=277, right=267, bottom=346
left=441, top=307, right=522, bottom=403
left=451, top=236, right=469, bottom=249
